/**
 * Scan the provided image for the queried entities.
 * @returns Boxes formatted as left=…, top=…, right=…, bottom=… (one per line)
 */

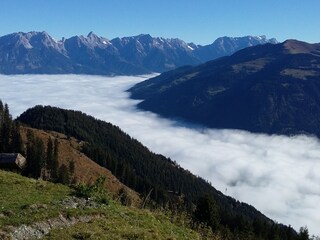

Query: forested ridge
left=15, top=105, right=312, bottom=239
left=0, top=101, right=73, bottom=183
left=0, top=100, right=23, bottom=154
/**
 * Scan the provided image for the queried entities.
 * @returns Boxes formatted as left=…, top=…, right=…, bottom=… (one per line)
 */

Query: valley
left=1, top=74, right=319, bottom=235
left=1, top=1, right=319, bottom=239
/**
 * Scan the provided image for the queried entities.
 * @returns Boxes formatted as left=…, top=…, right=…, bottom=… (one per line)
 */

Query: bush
left=73, top=176, right=108, bottom=204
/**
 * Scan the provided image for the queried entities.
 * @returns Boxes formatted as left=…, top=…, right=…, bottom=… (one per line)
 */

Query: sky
left=0, top=74, right=319, bottom=236
left=0, top=0, right=319, bottom=44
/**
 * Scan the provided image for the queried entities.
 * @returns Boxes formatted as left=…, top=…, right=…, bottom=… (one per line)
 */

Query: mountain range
left=129, top=39, right=320, bottom=137
left=0, top=31, right=277, bottom=75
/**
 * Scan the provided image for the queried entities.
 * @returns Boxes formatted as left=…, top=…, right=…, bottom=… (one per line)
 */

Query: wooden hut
left=0, top=153, right=26, bottom=171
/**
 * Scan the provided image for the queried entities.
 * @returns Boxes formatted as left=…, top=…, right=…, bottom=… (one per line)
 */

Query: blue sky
left=0, top=0, right=319, bottom=44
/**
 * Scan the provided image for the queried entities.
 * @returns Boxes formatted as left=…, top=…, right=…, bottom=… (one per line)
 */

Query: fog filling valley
left=1, top=74, right=319, bottom=235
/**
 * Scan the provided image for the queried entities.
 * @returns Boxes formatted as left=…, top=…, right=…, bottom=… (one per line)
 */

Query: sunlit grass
left=0, top=170, right=201, bottom=239
left=0, top=170, right=70, bottom=227
left=44, top=202, right=201, bottom=240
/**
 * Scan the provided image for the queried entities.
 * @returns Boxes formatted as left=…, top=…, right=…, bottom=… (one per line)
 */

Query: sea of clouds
left=0, top=74, right=319, bottom=235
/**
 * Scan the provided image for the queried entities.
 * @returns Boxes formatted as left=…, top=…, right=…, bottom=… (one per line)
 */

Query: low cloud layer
left=1, top=74, right=319, bottom=235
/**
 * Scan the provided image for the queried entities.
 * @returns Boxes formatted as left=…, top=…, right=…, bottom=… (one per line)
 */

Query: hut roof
left=0, top=153, right=26, bottom=169
left=0, top=153, right=19, bottom=164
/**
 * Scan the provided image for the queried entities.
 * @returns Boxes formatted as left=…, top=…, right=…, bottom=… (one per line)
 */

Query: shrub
left=73, top=176, right=108, bottom=204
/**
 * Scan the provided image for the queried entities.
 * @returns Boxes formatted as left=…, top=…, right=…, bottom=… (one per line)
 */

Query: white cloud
left=0, top=74, right=319, bottom=235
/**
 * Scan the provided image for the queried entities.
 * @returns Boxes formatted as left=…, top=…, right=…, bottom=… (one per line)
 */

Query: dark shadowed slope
left=129, top=40, right=320, bottom=137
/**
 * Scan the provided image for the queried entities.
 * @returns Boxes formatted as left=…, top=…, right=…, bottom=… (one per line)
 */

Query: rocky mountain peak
left=27, top=31, right=61, bottom=49
left=87, top=31, right=97, bottom=38
left=0, top=31, right=279, bottom=75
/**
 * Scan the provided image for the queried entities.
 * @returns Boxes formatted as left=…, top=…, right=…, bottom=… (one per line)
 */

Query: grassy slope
left=0, top=170, right=202, bottom=239
left=44, top=204, right=200, bottom=240
left=0, top=169, right=71, bottom=227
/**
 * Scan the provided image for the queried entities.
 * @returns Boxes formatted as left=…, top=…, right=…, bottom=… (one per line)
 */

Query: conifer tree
left=51, top=138, right=59, bottom=180
left=46, top=137, right=54, bottom=179
left=0, top=101, right=3, bottom=152
left=298, top=227, right=309, bottom=240
left=10, top=122, right=23, bottom=154
left=58, top=164, right=70, bottom=184
left=0, top=100, right=3, bottom=125
left=1, top=104, right=12, bottom=152
left=25, top=131, right=46, bottom=178
left=193, top=195, right=220, bottom=232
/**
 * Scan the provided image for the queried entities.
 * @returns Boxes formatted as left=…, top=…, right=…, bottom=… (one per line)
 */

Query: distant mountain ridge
left=193, top=35, right=278, bottom=62
left=0, top=31, right=277, bottom=75
left=129, top=40, right=320, bottom=137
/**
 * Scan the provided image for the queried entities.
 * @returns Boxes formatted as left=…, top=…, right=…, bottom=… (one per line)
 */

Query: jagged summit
left=87, top=31, right=97, bottom=37
left=0, top=31, right=278, bottom=75
left=193, top=35, right=279, bottom=62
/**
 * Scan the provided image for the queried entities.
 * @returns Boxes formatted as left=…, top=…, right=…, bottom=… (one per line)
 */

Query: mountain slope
left=0, top=31, right=73, bottom=74
left=110, top=34, right=201, bottom=73
left=17, top=105, right=298, bottom=239
left=19, top=126, right=140, bottom=203
left=129, top=40, right=320, bottom=137
left=0, top=31, right=277, bottom=75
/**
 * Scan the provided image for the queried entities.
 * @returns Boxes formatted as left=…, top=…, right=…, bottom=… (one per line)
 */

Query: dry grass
left=20, top=127, right=141, bottom=206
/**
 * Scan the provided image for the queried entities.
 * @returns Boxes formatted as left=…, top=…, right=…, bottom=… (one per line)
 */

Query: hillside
left=0, top=31, right=276, bottom=75
left=0, top=170, right=201, bottom=240
left=129, top=40, right=320, bottom=137
left=16, top=105, right=300, bottom=239
left=19, top=126, right=140, bottom=204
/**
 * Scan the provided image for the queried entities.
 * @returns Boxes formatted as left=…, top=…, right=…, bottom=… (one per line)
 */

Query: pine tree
left=46, top=137, right=54, bottom=179
left=0, top=100, right=3, bottom=125
left=298, top=226, right=309, bottom=240
left=193, top=195, right=220, bottom=232
left=1, top=104, right=12, bottom=152
left=25, top=131, right=46, bottom=178
left=10, top=122, right=23, bottom=154
left=51, top=138, right=59, bottom=180
left=37, top=138, right=46, bottom=179
left=58, top=164, right=70, bottom=184
left=0, top=100, right=3, bottom=152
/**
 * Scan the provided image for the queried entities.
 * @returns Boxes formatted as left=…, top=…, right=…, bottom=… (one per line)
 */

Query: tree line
left=0, top=100, right=74, bottom=184
left=0, top=100, right=23, bottom=153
